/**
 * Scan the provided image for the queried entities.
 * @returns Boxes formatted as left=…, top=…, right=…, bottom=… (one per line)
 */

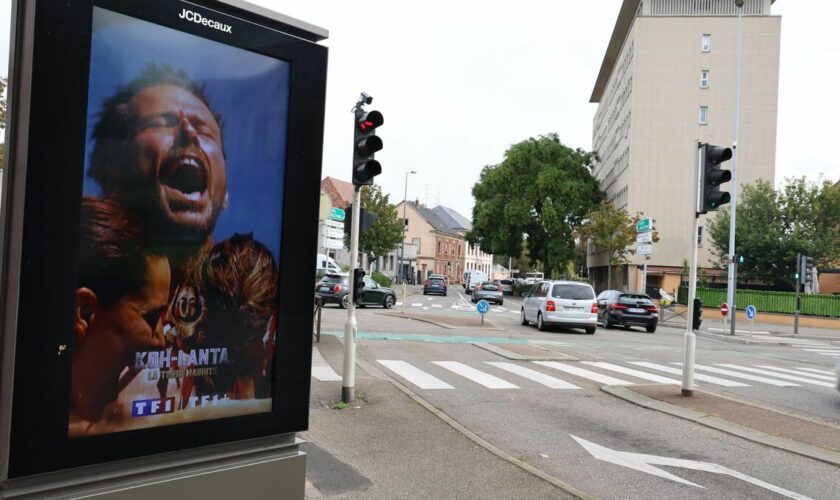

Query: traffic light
left=352, top=104, right=383, bottom=186
left=344, top=206, right=379, bottom=237
left=692, top=298, right=703, bottom=330
left=353, top=268, right=366, bottom=304
left=800, top=255, right=815, bottom=287
left=698, top=143, right=733, bottom=214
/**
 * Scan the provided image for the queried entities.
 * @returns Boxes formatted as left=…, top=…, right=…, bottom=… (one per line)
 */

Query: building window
left=700, top=70, right=709, bottom=88
left=437, top=241, right=441, bottom=254
left=701, top=34, right=711, bottom=52
left=403, top=218, right=409, bottom=231
left=699, top=106, right=708, bottom=125
left=697, top=226, right=703, bottom=247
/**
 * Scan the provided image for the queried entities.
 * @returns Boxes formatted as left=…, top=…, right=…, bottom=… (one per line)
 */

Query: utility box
left=0, top=0, right=327, bottom=497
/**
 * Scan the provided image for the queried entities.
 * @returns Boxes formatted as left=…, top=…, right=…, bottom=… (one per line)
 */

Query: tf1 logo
left=132, top=397, right=176, bottom=417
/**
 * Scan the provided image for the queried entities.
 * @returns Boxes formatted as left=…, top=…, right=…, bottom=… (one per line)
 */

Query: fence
left=678, top=287, right=840, bottom=318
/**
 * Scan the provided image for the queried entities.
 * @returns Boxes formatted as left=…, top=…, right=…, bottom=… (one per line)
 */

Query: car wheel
left=383, top=295, right=395, bottom=309
left=645, top=324, right=657, bottom=333
left=339, top=295, right=349, bottom=309
left=537, top=313, right=546, bottom=331
left=520, top=308, right=528, bottom=326
left=585, top=327, right=596, bottom=335
left=423, top=291, right=428, bottom=295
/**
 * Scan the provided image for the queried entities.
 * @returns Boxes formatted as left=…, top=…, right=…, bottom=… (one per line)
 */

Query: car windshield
left=321, top=275, right=348, bottom=284
left=500, top=279, right=513, bottom=285
left=551, top=284, right=595, bottom=300
left=428, top=279, right=445, bottom=285
left=480, top=283, right=499, bottom=291
left=618, top=294, right=654, bottom=305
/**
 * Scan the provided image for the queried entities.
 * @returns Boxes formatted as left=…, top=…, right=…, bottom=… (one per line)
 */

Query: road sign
left=720, top=303, right=729, bottom=316
left=636, top=244, right=652, bottom=255
left=476, top=300, right=490, bottom=314
left=746, top=305, right=756, bottom=320
left=329, top=207, right=345, bottom=221
left=636, top=232, right=652, bottom=244
left=636, top=217, right=652, bottom=233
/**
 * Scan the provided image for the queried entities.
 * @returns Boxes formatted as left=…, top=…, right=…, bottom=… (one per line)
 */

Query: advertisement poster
left=69, top=6, right=290, bottom=437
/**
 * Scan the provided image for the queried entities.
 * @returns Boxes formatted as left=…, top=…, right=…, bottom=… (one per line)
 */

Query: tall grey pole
left=794, top=253, right=801, bottom=335
left=683, top=143, right=704, bottom=397
left=398, top=170, right=415, bottom=284
left=342, top=186, right=362, bottom=403
left=726, top=0, right=744, bottom=336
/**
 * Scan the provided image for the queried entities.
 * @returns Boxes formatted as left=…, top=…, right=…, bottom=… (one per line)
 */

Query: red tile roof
left=321, top=176, right=355, bottom=208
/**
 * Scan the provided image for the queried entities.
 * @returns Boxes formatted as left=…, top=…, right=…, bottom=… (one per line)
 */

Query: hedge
left=678, top=287, right=840, bottom=318
left=372, top=271, right=392, bottom=288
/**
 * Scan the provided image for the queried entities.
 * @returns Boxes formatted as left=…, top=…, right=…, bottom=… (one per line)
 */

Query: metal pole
left=342, top=186, right=362, bottom=403
left=726, top=0, right=744, bottom=337
left=398, top=171, right=415, bottom=285
left=794, top=253, right=801, bottom=335
left=642, top=256, right=648, bottom=294
left=683, top=144, right=704, bottom=397
left=730, top=258, right=737, bottom=335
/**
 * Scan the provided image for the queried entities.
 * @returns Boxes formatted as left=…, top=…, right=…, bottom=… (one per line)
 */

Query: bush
left=514, top=282, right=533, bottom=296
left=372, top=271, right=392, bottom=288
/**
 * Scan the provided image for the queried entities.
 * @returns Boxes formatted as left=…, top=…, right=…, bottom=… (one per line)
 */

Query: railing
left=678, top=287, right=840, bottom=318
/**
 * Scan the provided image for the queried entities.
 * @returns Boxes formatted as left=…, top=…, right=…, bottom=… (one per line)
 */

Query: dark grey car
left=472, top=281, right=503, bottom=305
left=596, top=290, right=658, bottom=333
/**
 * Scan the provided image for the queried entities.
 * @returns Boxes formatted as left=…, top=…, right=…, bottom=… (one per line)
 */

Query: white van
left=316, top=253, right=345, bottom=275
left=462, top=270, right=488, bottom=294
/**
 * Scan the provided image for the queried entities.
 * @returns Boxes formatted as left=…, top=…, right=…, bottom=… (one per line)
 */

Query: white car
left=521, top=280, right=597, bottom=334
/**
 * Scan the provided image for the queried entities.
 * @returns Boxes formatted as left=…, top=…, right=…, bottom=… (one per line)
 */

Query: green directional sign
left=329, top=207, right=346, bottom=221
left=636, top=217, right=652, bottom=233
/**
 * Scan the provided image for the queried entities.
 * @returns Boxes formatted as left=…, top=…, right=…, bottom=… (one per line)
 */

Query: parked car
left=521, top=280, right=597, bottom=334
left=315, top=274, right=396, bottom=309
left=596, top=290, right=658, bottom=333
left=423, top=277, right=448, bottom=296
left=463, top=270, right=488, bottom=294
left=499, top=279, right=515, bottom=295
left=472, top=281, right=503, bottom=305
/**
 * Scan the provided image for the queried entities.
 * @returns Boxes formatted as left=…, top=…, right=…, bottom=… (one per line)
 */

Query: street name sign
left=636, top=217, right=652, bottom=233
left=636, top=232, right=652, bottom=244
left=636, top=244, right=652, bottom=255
left=329, top=207, right=346, bottom=221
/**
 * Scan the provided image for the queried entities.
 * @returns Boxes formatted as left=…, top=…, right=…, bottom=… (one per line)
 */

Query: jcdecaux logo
left=178, top=9, right=233, bottom=34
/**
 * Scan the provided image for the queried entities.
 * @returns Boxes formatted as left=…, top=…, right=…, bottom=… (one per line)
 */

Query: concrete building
left=588, top=0, right=780, bottom=296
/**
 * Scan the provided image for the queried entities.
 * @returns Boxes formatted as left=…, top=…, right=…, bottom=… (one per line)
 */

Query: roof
left=321, top=177, right=355, bottom=208
left=590, top=0, right=641, bottom=103
left=406, top=202, right=462, bottom=237
left=431, top=206, right=472, bottom=231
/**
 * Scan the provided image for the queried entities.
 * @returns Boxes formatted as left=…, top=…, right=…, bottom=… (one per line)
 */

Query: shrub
left=514, top=282, right=533, bottom=296
left=372, top=271, right=392, bottom=288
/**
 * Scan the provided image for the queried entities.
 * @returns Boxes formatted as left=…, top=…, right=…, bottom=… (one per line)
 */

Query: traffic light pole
left=683, top=145, right=704, bottom=397
left=794, top=253, right=801, bottom=335
left=342, top=186, right=362, bottom=403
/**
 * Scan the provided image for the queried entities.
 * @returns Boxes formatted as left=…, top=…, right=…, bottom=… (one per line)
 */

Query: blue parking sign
left=476, top=300, right=490, bottom=314
left=746, top=305, right=756, bottom=320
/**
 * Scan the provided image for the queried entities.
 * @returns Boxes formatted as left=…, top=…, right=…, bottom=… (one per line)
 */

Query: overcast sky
left=1, top=0, right=837, bottom=219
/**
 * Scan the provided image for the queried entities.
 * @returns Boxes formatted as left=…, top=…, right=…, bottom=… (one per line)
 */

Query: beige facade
left=465, top=243, right=493, bottom=278
left=589, top=0, right=780, bottom=292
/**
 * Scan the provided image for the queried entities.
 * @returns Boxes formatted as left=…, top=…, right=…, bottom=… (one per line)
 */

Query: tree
left=575, top=200, right=654, bottom=289
left=468, top=134, right=601, bottom=278
left=357, top=184, right=403, bottom=269
left=707, top=178, right=840, bottom=289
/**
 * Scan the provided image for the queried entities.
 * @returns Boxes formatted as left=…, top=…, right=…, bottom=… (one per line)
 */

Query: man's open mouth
left=159, top=155, right=208, bottom=203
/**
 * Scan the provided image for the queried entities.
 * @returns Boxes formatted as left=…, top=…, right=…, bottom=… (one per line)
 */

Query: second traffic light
left=352, top=104, right=383, bottom=186
left=353, top=268, right=366, bottom=304
left=800, top=255, right=815, bottom=287
left=698, top=143, right=733, bottom=214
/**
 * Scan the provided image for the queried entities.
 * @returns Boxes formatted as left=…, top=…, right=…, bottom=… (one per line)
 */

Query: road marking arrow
left=571, top=435, right=811, bottom=499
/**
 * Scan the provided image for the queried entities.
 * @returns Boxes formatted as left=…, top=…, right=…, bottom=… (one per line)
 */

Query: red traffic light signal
left=352, top=108, right=384, bottom=186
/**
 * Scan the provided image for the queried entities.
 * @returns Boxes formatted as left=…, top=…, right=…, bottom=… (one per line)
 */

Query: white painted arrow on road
left=571, top=435, right=811, bottom=499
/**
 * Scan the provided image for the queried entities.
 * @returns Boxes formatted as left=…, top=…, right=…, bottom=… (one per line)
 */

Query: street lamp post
left=726, top=0, right=744, bottom=335
left=398, top=170, right=417, bottom=284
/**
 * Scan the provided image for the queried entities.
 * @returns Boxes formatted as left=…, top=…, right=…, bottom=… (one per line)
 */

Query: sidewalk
left=303, top=336, right=582, bottom=499
left=604, top=384, right=840, bottom=467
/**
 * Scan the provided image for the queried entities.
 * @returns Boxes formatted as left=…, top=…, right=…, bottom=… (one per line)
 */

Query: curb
left=376, top=311, right=504, bottom=331
left=354, top=357, right=590, bottom=499
left=601, top=385, right=840, bottom=467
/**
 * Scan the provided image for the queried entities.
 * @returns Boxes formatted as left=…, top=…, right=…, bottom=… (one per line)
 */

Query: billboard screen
left=1, top=0, right=327, bottom=477
left=69, top=6, right=289, bottom=438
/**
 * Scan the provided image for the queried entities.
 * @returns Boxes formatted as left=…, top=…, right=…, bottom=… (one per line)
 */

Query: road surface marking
left=433, top=361, right=519, bottom=389
left=714, top=365, right=835, bottom=388
left=572, top=435, right=812, bottom=499
left=801, top=348, right=840, bottom=353
left=486, top=362, right=582, bottom=389
left=534, top=361, right=634, bottom=386
left=377, top=360, right=454, bottom=389
left=672, top=363, right=798, bottom=387
left=395, top=302, right=403, bottom=306
left=817, top=353, right=840, bottom=357
left=582, top=362, right=681, bottom=384
left=431, top=304, right=442, bottom=308
left=797, top=367, right=835, bottom=376
left=630, top=362, right=749, bottom=387
left=411, top=303, right=422, bottom=307
left=496, top=307, right=507, bottom=312
left=753, top=365, right=836, bottom=381
left=311, top=348, right=341, bottom=381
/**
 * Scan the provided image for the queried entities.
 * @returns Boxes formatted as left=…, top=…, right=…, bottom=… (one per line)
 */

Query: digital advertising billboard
left=0, top=0, right=327, bottom=479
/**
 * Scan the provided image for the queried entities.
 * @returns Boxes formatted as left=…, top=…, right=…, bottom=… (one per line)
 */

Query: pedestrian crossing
left=743, top=334, right=840, bottom=359
left=312, top=352, right=839, bottom=393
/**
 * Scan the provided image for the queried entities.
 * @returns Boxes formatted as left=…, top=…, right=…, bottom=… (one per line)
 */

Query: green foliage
left=707, top=178, right=840, bottom=289
left=357, top=184, right=404, bottom=259
left=371, top=271, right=392, bottom=287
left=678, top=287, right=840, bottom=318
left=575, top=200, right=657, bottom=289
left=468, top=134, right=601, bottom=279
left=514, top=282, right=533, bottom=296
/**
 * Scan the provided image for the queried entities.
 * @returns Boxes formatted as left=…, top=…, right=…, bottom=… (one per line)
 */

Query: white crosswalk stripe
left=377, top=360, right=454, bottom=389
left=434, top=361, right=519, bottom=389
left=534, top=361, right=634, bottom=386
left=714, top=364, right=836, bottom=388
left=798, top=367, right=836, bottom=376
left=311, top=348, right=342, bottom=381
left=630, top=362, right=749, bottom=387
left=753, top=365, right=836, bottom=381
left=801, top=348, right=840, bottom=353
left=486, top=362, right=582, bottom=389
left=582, top=362, right=681, bottom=384
left=672, top=363, right=799, bottom=387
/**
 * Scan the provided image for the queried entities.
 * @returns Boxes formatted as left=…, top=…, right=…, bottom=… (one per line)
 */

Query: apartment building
left=588, top=0, right=780, bottom=294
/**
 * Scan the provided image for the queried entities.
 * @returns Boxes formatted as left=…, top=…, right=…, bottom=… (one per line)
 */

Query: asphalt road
left=311, top=286, right=840, bottom=499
